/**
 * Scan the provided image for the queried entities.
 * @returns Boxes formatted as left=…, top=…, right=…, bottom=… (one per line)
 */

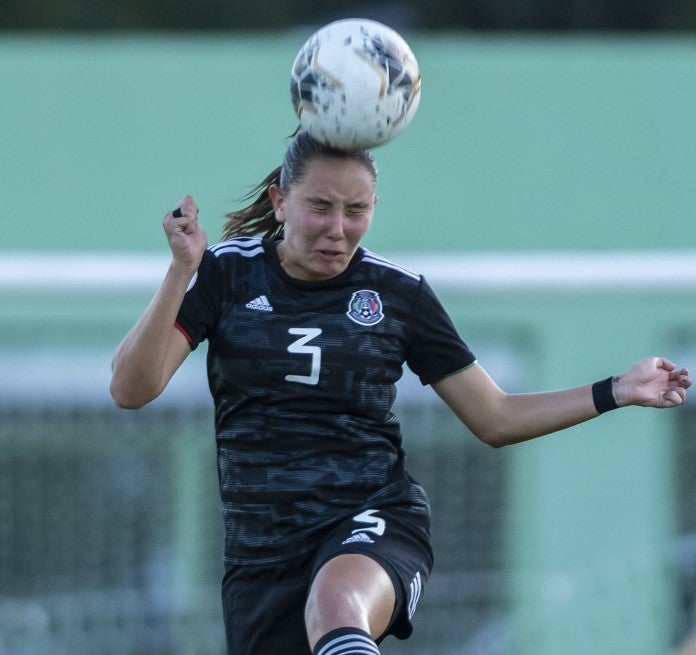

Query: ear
left=268, top=184, right=285, bottom=223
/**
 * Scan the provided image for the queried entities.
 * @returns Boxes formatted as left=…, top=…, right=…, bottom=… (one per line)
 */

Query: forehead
left=292, top=157, right=376, bottom=195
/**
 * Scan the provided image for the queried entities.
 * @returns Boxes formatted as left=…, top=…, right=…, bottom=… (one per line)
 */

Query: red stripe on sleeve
left=174, top=321, right=194, bottom=345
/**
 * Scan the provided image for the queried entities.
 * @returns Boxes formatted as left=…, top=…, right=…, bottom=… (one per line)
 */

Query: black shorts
left=221, top=504, right=433, bottom=655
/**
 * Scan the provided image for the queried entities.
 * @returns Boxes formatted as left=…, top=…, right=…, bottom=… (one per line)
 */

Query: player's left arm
left=432, top=356, right=691, bottom=448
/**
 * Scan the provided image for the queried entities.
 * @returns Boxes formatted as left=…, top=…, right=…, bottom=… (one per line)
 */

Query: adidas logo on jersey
left=341, top=532, right=375, bottom=545
left=245, top=295, right=273, bottom=312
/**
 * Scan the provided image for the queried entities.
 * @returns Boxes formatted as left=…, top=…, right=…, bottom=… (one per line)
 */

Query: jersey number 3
left=285, top=328, right=322, bottom=386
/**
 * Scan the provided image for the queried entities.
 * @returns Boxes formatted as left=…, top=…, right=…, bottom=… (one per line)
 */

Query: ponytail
left=222, top=165, right=284, bottom=241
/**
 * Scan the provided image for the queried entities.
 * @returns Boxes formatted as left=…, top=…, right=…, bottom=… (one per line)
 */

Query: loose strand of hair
left=221, top=165, right=284, bottom=241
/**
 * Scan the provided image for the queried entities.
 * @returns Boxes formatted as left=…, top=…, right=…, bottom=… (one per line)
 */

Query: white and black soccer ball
left=290, top=18, right=421, bottom=150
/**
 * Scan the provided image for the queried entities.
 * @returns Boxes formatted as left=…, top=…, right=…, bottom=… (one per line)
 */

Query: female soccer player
left=110, top=131, right=691, bottom=655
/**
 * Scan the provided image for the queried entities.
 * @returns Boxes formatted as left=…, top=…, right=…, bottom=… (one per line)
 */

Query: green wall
left=2, top=33, right=695, bottom=254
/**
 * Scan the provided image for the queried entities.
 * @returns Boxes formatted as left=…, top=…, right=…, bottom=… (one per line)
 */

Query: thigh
left=311, top=505, right=434, bottom=642
left=222, top=554, right=314, bottom=655
left=305, top=552, right=396, bottom=648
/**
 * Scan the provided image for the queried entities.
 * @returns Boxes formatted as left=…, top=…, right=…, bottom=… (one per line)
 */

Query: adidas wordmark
left=245, top=295, right=273, bottom=312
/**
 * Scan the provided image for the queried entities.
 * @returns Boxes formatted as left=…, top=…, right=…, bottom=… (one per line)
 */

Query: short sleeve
left=175, top=249, right=224, bottom=350
left=406, top=277, right=476, bottom=386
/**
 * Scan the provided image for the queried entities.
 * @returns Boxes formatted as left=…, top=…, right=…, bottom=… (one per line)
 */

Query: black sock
left=312, top=627, right=380, bottom=655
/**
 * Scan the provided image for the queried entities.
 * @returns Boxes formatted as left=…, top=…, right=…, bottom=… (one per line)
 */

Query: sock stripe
left=315, top=631, right=380, bottom=655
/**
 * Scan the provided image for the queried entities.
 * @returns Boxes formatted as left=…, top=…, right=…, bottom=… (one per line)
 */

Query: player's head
left=222, top=131, right=377, bottom=241
left=269, top=134, right=377, bottom=281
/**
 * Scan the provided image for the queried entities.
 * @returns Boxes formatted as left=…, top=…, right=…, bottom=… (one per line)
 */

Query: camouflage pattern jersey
left=175, top=237, right=476, bottom=565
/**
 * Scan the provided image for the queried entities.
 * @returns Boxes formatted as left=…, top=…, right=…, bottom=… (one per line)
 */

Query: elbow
left=109, top=377, right=159, bottom=410
left=111, top=395, right=147, bottom=411
left=474, top=430, right=510, bottom=449
left=110, top=384, right=146, bottom=410
left=465, top=402, right=522, bottom=449
left=483, top=436, right=508, bottom=449
left=468, top=422, right=515, bottom=449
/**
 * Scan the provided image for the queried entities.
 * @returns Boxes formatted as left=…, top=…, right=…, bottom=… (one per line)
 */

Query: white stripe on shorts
left=408, top=571, right=422, bottom=619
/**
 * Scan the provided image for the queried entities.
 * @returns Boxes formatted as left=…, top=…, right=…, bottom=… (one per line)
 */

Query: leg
left=304, top=553, right=396, bottom=651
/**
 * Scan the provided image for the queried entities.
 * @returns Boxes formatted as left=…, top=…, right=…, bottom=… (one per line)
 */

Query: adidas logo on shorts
left=341, top=532, right=375, bottom=545
left=245, top=295, right=273, bottom=312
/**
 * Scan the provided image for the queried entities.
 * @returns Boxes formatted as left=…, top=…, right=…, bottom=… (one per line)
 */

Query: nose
left=326, top=210, right=345, bottom=240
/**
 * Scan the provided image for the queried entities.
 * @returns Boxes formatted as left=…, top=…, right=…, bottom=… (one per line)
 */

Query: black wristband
left=592, top=376, right=619, bottom=414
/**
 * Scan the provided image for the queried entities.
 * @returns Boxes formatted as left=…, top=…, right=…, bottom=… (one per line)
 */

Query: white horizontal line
left=405, top=251, right=696, bottom=291
left=0, top=253, right=173, bottom=291
left=2, top=251, right=696, bottom=291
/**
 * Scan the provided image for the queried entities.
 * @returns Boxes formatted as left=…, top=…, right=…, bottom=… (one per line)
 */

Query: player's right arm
left=110, top=195, right=207, bottom=409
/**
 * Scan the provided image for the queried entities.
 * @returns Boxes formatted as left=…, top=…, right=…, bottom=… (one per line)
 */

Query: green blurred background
left=2, top=34, right=695, bottom=254
left=2, top=13, right=696, bottom=655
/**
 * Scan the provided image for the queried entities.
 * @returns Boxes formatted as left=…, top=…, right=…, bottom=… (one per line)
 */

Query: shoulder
left=209, top=237, right=265, bottom=260
left=190, top=238, right=268, bottom=289
left=205, top=237, right=269, bottom=277
left=358, top=249, right=422, bottom=284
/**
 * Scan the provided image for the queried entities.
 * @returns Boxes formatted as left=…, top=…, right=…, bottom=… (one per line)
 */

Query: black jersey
left=175, top=238, right=476, bottom=565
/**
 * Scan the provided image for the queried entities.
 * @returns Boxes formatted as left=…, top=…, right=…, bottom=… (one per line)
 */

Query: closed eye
left=305, top=197, right=372, bottom=217
left=346, top=204, right=371, bottom=216
left=306, top=197, right=332, bottom=211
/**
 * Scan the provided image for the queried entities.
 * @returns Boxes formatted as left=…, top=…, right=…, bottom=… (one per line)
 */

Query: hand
left=614, top=356, right=691, bottom=408
left=163, top=194, right=208, bottom=269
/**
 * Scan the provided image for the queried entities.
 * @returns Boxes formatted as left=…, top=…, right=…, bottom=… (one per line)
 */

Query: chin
left=311, top=268, right=340, bottom=281
left=310, top=256, right=347, bottom=279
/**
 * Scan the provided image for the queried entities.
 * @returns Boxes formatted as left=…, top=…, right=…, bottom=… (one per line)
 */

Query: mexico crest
left=346, top=290, right=384, bottom=326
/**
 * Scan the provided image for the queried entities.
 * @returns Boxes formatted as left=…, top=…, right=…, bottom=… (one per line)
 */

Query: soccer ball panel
left=290, top=19, right=421, bottom=150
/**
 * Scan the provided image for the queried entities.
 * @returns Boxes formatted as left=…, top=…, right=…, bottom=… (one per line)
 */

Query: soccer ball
left=290, top=18, right=421, bottom=150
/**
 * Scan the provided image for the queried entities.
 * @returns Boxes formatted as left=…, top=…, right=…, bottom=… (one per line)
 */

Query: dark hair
left=222, top=131, right=377, bottom=241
